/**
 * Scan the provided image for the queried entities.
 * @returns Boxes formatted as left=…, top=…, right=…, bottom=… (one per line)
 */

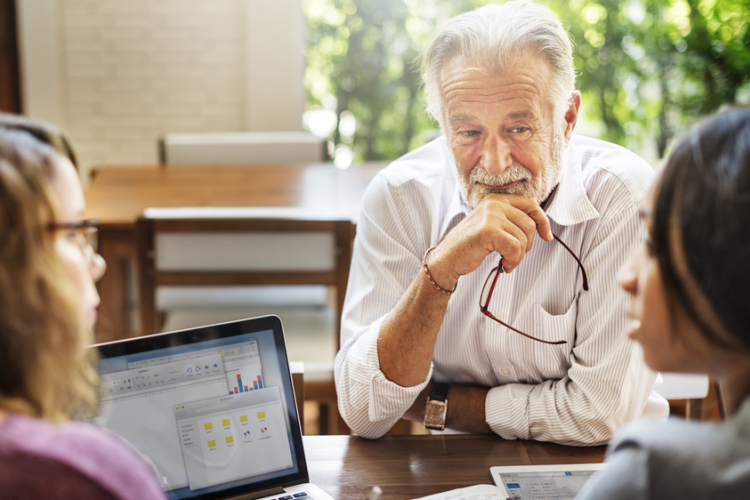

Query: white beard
left=455, top=131, right=566, bottom=209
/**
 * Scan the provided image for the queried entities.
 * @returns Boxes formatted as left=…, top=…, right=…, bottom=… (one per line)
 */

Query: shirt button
left=500, top=369, right=510, bottom=376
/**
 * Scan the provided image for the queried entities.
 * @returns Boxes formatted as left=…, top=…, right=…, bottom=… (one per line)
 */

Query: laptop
left=93, top=315, right=335, bottom=500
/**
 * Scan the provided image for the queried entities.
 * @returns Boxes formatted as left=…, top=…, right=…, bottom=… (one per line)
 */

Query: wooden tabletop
left=303, top=434, right=606, bottom=499
left=84, top=163, right=384, bottom=228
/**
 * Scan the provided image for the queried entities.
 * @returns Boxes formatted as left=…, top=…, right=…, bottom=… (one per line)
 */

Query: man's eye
left=462, top=130, right=480, bottom=137
left=509, top=127, right=530, bottom=134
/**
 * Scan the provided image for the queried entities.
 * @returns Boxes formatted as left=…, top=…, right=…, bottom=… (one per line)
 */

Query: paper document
left=412, top=484, right=506, bottom=500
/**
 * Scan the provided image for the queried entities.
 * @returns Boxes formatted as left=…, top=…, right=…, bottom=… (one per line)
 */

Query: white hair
left=422, top=0, right=576, bottom=130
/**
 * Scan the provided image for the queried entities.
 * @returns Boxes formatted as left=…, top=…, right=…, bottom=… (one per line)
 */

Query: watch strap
left=429, top=382, right=449, bottom=403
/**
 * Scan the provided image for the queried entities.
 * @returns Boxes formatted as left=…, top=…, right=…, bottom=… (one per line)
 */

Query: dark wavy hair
left=653, top=107, right=750, bottom=350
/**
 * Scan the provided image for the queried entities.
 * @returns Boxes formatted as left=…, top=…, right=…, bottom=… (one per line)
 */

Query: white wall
left=16, top=0, right=306, bottom=181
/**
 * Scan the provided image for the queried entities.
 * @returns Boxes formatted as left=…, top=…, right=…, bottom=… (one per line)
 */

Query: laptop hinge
left=231, top=486, right=286, bottom=500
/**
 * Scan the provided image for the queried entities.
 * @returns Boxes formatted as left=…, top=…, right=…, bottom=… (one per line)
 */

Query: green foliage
left=304, top=0, right=750, bottom=165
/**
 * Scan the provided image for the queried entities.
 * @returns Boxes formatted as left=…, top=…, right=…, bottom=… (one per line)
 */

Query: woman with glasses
left=0, top=114, right=166, bottom=499
left=577, top=108, right=750, bottom=498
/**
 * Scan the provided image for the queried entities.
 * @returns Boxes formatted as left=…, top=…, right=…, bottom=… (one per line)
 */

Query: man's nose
left=482, top=136, right=514, bottom=175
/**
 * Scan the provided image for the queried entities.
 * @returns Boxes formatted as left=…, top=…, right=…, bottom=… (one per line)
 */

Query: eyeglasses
left=48, top=218, right=100, bottom=254
left=479, top=234, right=589, bottom=345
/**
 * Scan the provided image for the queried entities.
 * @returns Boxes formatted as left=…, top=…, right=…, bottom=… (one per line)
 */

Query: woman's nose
left=618, top=251, right=638, bottom=295
left=90, top=251, right=107, bottom=282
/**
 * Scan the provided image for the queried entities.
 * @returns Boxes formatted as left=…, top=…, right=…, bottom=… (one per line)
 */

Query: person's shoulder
left=362, top=135, right=455, bottom=216
left=572, top=135, right=655, bottom=205
left=601, top=417, right=750, bottom=497
left=610, top=416, right=745, bottom=461
left=0, top=415, right=165, bottom=499
left=375, top=135, right=453, bottom=188
left=573, top=135, right=654, bottom=176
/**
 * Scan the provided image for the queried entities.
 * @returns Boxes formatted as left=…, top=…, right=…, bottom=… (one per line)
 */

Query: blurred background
left=1, top=0, right=749, bottom=179
left=304, top=0, right=750, bottom=167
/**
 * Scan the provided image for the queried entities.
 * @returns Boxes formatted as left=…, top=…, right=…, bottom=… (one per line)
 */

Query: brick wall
left=57, top=0, right=244, bottom=177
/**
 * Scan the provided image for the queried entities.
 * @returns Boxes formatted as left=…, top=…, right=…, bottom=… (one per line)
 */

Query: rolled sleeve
left=334, top=316, right=432, bottom=438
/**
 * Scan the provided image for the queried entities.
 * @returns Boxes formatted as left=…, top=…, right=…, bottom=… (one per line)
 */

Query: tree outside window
left=304, top=0, right=750, bottom=167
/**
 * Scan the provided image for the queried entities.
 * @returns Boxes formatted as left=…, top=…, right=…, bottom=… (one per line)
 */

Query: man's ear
left=563, top=91, right=581, bottom=141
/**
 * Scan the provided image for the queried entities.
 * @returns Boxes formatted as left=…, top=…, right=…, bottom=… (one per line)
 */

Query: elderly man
left=334, top=0, right=668, bottom=445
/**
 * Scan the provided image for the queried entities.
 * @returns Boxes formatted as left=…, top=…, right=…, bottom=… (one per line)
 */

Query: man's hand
left=378, top=194, right=551, bottom=388
left=425, top=194, right=553, bottom=291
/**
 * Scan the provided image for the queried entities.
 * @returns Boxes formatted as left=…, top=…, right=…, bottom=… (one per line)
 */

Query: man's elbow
left=338, top=407, right=390, bottom=439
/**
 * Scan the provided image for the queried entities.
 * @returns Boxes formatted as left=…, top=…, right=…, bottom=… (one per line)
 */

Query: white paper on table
left=412, top=484, right=510, bottom=500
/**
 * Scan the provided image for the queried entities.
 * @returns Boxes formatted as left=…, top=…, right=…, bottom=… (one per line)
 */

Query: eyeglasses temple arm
left=552, top=234, right=589, bottom=291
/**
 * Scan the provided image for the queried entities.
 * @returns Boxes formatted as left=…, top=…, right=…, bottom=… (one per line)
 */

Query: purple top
left=0, top=413, right=167, bottom=500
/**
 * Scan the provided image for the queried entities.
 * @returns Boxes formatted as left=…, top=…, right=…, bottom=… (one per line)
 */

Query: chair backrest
left=136, top=208, right=354, bottom=347
left=159, top=131, right=327, bottom=165
left=655, top=372, right=711, bottom=420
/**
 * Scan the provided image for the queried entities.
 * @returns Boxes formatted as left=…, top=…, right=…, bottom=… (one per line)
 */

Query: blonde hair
left=422, top=0, right=576, bottom=129
left=0, top=120, right=98, bottom=422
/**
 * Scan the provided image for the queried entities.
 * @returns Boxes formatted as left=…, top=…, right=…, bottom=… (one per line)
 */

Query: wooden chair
left=655, top=372, right=710, bottom=420
left=136, top=208, right=353, bottom=434
left=159, top=131, right=327, bottom=166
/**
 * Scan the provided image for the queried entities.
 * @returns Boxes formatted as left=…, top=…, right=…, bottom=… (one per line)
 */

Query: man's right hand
left=424, top=193, right=553, bottom=291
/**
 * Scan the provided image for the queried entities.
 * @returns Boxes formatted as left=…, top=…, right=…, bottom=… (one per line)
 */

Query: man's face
left=440, top=55, right=573, bottom=208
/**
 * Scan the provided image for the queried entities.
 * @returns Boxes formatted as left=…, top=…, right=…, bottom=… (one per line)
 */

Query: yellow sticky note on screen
left=225, top=436, right=234, bottom=444
left=240, top=415, right=248, bottom=423
left=204, top=422, right=213, bottom=430
left=222, top=418, right=231, bottom=426
left=207, top=440, right=216, bottom=447
left=257, top=412, right=265, bottom=419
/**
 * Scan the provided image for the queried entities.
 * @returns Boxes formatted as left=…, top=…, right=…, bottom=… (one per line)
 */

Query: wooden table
left=84, top=163, right=383, bottom=342
left=303, top=435, right=607, bottom=499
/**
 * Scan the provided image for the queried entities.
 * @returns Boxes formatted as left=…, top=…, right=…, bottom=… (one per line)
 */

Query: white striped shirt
left=335, top=135, right=669, bottom=445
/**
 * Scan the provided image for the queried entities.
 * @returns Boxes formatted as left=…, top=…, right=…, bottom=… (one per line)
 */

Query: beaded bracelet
left=422, top=246, right=457, bottom=295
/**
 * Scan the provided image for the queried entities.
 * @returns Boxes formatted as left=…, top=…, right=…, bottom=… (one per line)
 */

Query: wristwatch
left=423, top=382, right=449, bottom=431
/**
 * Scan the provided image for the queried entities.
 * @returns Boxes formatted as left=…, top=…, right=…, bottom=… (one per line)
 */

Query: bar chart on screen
left=225, top=366, right=264, bottom=394
left=221, top=340, right=265, bottom=395
left=228, top=370, right=265, bottom=393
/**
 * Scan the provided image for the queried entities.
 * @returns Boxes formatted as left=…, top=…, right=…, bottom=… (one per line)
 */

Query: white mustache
left=469, top=164, right=533, bottom=188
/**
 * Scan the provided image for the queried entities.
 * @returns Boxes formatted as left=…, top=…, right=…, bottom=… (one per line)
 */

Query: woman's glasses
left=48, top=218, right=100, bottom=255
left=479, top=234, right=589, bottom=345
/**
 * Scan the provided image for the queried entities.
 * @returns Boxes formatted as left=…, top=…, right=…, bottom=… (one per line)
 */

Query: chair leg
left=686, top=398, right=704, bottom=420
left=317, top=402, right=330, bottom=435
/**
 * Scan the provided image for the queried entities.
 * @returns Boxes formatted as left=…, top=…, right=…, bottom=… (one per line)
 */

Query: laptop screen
left=94, top=315, right=308, bottom=499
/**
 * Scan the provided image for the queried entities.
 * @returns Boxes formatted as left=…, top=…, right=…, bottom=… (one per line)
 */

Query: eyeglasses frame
left=479, top=234, right=589, bottom=345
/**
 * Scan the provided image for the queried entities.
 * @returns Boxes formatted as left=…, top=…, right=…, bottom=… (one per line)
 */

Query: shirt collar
left=544, top=139, right=600, bottom=226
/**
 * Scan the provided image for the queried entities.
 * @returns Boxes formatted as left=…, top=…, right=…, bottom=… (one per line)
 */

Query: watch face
left=424, top=400, right=447, bottom=430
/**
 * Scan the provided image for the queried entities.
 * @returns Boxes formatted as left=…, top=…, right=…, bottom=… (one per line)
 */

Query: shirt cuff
left=485, top=383, right=534, bottom=440
left=348, top=322, right=433, bottom=422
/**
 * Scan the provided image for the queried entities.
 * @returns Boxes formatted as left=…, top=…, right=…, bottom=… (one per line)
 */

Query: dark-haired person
left=577, top=107, right=750, bottom=498
left=335, top=0, right=667, bottom=444
left=0, top=114, right=167, bottom=499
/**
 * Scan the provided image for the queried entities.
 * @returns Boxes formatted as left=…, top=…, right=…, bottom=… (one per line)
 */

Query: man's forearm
left=378, top=269, right=452, bottom=387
